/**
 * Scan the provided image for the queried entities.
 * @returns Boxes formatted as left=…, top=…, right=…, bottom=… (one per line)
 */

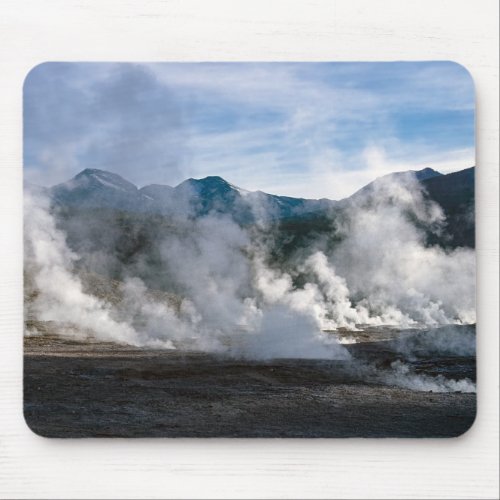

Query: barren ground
left=24, top=328, right=476, bottom=438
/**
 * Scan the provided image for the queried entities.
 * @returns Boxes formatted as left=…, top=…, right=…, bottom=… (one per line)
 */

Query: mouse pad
left=23, top=62, right=476, bottom=437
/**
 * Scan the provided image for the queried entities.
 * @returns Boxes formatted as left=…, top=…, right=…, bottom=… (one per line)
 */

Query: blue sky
left=24, top=62, right=474, bottom=199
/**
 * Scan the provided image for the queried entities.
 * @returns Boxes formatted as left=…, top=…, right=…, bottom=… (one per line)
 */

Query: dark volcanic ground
left=23, top=327, right=476, bottom=438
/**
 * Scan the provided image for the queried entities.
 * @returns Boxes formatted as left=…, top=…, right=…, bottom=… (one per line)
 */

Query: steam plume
left=24, top=172, right=475, bottom=392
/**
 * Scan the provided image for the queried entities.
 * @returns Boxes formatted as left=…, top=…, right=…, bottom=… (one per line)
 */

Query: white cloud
left=24, top=62, right=475, bottom=198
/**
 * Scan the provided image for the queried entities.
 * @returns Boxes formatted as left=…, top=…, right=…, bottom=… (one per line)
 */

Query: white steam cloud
left=24, top=173, right=475, bottom=392
left=331, top=174, right=475, bottom=326
left=381, top=361, right=476, bottom=393
left=24, top=192, right=350, bottom=359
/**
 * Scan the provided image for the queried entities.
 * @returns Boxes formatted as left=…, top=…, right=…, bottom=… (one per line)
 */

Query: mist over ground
left=24, top=168, right=476, bottom=394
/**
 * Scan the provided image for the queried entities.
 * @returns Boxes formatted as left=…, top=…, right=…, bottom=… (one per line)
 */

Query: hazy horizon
left=31, top=163, right=473, bottom=203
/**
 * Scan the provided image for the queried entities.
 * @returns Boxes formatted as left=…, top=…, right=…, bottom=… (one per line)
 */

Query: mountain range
left=36, top=165, right=470, bottom=221
left=24, top=165, right=474, bottom=294
left=26, top=165, right=475, bottom=250
left=47, top=168, right=339, bottom=221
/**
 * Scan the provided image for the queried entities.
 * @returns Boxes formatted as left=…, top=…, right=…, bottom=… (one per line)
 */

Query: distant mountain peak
left=412, top=167, right=442, bottom=181
left=76, top=168, right=107, bottom=176
left=199, top=175, right=228, bottom=183
left=180, top=175, right=252, bottom=195
left=50, top=168, right=145, bottom=211
left=73, top=168, right=138, bottom=193
left=178, top=175, right=230, bottom=187
left=175, top=175, right=237, bottom=195
left=346, top=167, right=444, bottom=202
left=377, top=167, right=442, bottom=183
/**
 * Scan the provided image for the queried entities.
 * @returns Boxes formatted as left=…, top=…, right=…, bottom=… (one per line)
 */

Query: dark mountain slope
left=421, top=167, right=475, bottom=248
left=48, top=169, right=338, bottom=222
left=270, top=167, right=475, bottom=259
left=346, top=167, right=443, bottom=205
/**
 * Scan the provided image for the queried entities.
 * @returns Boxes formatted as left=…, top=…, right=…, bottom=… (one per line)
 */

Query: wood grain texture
left=0, top=0, right=498, bottom=498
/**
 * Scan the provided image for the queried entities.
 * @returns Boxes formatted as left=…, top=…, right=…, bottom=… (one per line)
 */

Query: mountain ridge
left=30, top=166, right=474, bottom=243
left=48, top=168, right=342, bottom=220
left=31, top=166, right=475, bottom=296
left=43, top=165, right=464, bottom=211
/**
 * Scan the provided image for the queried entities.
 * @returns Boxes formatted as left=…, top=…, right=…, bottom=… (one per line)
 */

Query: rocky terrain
left=24, top=324, right=476, bottom=438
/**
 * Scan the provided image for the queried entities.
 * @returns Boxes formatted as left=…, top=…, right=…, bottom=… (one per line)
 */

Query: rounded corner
left=23, top=62, right=53, bottom=94
left=23, top=406, right=52, bottom=439
left=444, top=60, right=476, bottom=98
left=451, top=405, right=478, bottom=439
